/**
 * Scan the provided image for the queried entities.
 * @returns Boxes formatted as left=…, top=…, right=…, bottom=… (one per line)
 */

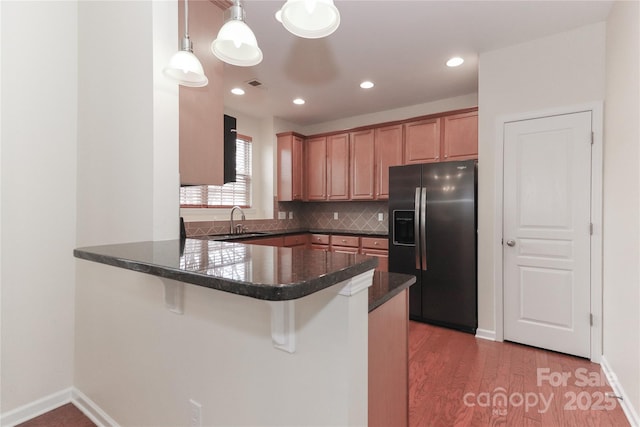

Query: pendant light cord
left=184, top=0, right=190, bottom=39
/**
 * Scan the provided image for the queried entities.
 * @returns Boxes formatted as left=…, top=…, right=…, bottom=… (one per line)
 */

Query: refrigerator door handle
left=414, top=187, right=421, bottom=270
left=421, top=186, right=427, bottom=270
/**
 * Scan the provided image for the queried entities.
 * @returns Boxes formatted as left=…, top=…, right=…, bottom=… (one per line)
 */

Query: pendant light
left=211, top=0, right=263, bottom=67
left=163, top=0, right=208, bottom=87
left=276, top=0, right=340, bottom=39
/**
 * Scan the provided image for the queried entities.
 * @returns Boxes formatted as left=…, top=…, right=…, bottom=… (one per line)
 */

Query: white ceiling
left=220, top=0, right=613, bottom=126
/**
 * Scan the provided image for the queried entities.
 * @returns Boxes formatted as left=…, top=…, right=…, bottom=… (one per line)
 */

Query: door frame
left=493, top=102, right=603, bottom=363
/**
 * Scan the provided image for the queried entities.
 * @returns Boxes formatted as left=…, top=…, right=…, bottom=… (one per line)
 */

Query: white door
left=503, top=111, right=592, bottom=358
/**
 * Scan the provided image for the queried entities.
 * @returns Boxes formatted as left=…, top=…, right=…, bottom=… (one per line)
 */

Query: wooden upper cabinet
left=375, top=124, right=403, bottom=200
left=178, top=0, right=225, bottom=185
left=404, top=118, right=441, bottom=164
left=442, top=111, right=478, bottom=161
left=306, top=136, right=327, bottom=200
left=277, top=132, right=304, bottom=201
left=350, top=129, right=375, bottom=200
left=327, top=133, right=350, bottom=200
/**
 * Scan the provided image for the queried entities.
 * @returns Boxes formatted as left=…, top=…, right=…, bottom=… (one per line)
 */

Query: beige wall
left=477, top=22, right=606, bottom=333
left=603, top=0, right=640, bottom=417
left=0, top=0, right=78, bottom=413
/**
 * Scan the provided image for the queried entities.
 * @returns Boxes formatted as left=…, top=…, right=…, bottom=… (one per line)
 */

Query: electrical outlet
left=278, top=211, right=286, bottom=220
left=378, top=213, right=384, bottom=222
left=189, top=399, right=202, bottom=427
left=288, top=211, right=294, bottom=219
left=333, top=212, right=339, bottom=220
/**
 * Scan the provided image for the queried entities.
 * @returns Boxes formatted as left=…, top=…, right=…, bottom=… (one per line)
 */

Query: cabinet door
left=292, top=135, right=304, bottom=199
left=404, top=118, right=441, bottom=164
left=277, top=134, right=293, bottom=201
left=306, top=136, right=327, bottom=200
left=374, top=124, right=403, bottom=200
left=361, top=248, right=388, bottom=272
left=327, top=133, right=350, bottom=200
left=442, top=111, right=478, bottom=161
left=178, top=0, right=224, bottom=185
left=350, top=129, right=375, bottom=200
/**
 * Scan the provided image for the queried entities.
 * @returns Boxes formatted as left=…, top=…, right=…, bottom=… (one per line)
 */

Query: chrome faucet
left=229, top=206, right=246, bottom=234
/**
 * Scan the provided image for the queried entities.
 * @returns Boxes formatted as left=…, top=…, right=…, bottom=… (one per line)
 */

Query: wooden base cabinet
left=361, top=237, right=389, bottom=272
left=369, top=289, right=409, bottom=427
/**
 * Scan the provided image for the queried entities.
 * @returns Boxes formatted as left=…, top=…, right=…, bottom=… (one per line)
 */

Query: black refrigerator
left=388, top=160, right=477, bottom=333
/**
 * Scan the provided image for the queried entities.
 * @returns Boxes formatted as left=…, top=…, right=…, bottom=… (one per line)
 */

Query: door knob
left=506, top=239, right=516, bottom=247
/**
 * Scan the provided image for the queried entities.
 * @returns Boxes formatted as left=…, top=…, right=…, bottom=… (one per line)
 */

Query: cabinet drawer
left=331, top=235, right=360, bottom=248
left=310, top=234, right=330, bottom=245
left=283, top=234, right=309, bottom=247
left=332, top=246, right=360, bottom=254
left=361, top=237, right=389, bottom=250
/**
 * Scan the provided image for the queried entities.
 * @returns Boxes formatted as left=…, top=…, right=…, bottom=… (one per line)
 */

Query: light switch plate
left=288, top=211, right=294, bottom=219
left=378, top=213, right=384, bottom=221
left=333, top=212, right=339, bottom=220
left=278, top=211, right=286, bottom=220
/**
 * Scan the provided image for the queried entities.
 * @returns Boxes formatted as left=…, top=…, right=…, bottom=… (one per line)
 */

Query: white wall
left=603, top=0, right=640, bottom=418
left=77, top=1, right=177, bottom=247
left=0, top=0, right=77, bottom=413
left=300, top=93, right=478, bottom=135
left=477, top=22, right=606, bottom=332
left=75, top=261, right=370, bottom=426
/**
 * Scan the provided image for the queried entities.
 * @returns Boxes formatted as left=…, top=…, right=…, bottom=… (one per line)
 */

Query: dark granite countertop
left=199, top=229, right=388, bottom=241
left=368, top=271, right=416, bottom=312
left=74, top=238, right=378, bottom=301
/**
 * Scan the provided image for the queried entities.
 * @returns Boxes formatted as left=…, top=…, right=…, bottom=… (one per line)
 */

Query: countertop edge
left=368, top=272, right=416, bottom=313
left=74, top=244, right=379, bottom=302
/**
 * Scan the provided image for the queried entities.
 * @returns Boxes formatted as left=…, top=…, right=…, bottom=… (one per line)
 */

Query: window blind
left=180, top=135, right=252, bottom=208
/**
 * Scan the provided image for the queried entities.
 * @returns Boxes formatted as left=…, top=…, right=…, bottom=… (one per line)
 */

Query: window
left=180, top=135, right=252, bottom=208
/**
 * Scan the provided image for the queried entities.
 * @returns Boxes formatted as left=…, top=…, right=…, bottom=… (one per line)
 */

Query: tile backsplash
left=185, top=199, right=389, bottom=237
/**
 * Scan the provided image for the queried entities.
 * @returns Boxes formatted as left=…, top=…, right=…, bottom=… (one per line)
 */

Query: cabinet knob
left=374, top=241, right=378, bottom=245
left=342, top=239, right=346, bottom=243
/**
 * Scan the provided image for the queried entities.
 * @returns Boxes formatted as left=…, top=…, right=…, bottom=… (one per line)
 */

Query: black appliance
left=223, top=114, right=237, bottom=184
left=388, top=160, right=477, bottom=333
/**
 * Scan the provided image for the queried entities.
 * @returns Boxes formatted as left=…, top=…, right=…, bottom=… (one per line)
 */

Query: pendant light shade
left=163, top=0, right=208, bottom=87
left=277, top=0, right=340, bottom=39
left=211, top=0, right=263, bottom=67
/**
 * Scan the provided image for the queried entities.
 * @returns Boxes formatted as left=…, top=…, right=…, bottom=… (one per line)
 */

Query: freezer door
left=388, top=164, right=423, bottom=319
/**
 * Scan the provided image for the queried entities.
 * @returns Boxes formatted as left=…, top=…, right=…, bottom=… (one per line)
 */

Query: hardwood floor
left=15, top=322, right=631, bottom=427
left=409, top=321, right=630, bottom=427
left=16, top=403, right=95, bottom=427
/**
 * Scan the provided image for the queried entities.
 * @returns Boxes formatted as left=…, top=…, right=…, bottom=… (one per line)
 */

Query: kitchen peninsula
left=74, top=238, right=414, bottom=426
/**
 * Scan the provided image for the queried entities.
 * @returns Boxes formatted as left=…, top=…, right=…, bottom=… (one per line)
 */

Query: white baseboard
left=0, top=387, right=119, bottom=427
left=475, top=328, right=496, bottom=341
left=0, top=387, right=73, bottom=427
left=72, top=388, right=120, bottom=427
left=601, top=356, right=640, bottom=427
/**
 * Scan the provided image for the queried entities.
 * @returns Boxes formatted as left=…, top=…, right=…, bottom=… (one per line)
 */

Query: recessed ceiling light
left=360, top=81, right=374, bottom=89
left=231, top=87, right=245, bottom=95
left=446, top=57, right=464, bottom=67
left=293, top=98, right=305, bottom=105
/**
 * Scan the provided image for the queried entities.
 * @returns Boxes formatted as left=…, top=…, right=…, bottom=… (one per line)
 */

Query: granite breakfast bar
left=73, top=238, right=414, bottom=426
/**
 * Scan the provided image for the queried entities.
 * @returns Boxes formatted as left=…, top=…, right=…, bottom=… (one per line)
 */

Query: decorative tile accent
left=184, top=199, right=389, bottom=237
